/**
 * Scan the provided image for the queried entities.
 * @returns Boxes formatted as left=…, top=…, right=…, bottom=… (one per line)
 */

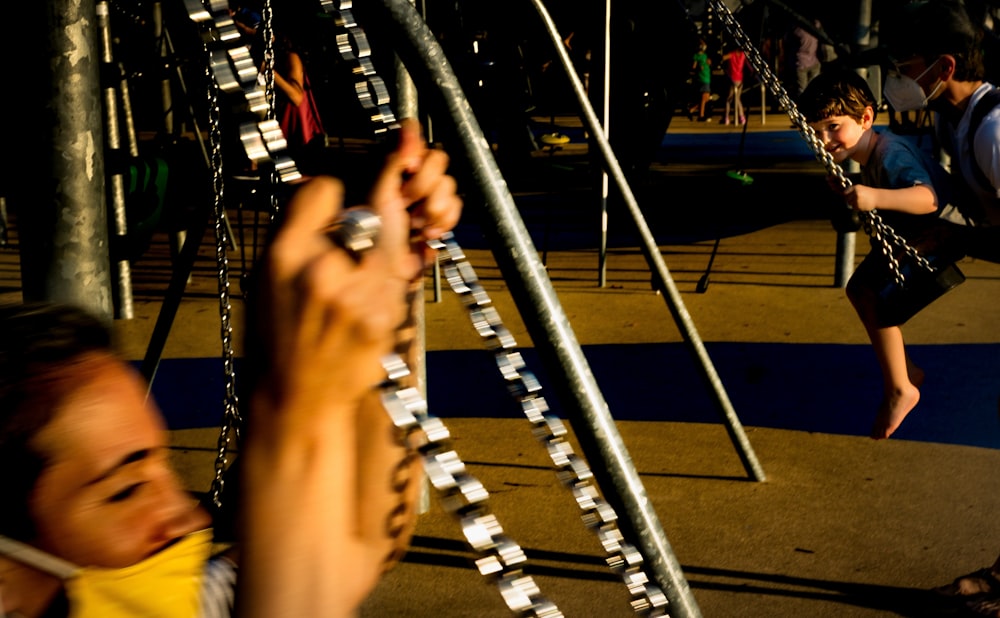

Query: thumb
left=369, top=119, right=423, bottom=207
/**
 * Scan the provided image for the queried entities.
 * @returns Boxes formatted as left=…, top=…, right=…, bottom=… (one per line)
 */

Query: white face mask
left=883, top=58, right=944, bottom=112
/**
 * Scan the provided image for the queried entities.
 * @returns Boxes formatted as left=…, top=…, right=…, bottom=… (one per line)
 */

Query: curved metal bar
left=376, top=0, right=703, bottom=615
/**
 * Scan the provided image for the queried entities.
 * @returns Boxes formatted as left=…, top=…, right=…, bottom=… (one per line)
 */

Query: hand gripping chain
left=189, top=0, right=669, bottom=614
left=707, top=0, right=935, bottom=286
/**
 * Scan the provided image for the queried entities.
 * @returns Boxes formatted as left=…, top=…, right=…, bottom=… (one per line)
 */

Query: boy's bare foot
left=871, top=383, right=920, bottom=439
left=907, top=362, right=925, bottom=389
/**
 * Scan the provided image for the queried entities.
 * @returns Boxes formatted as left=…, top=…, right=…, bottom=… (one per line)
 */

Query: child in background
left=688, top=39, right=713, bottom=122
left=722, top=43, right=746, bottom=125
left=798, top=69, right=967, bottom=440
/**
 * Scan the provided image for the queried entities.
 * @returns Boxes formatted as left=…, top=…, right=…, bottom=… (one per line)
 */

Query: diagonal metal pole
left=377, top=0, right=703, bottom=615
left=529, top=0, right=766, bottom=483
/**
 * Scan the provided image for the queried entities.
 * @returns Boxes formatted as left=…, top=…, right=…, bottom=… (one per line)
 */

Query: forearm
left=847, top=184, right=937, bottom=214
left=237, top=395, right=375, bottom=617
left=273, top=71, right=305, bottom=107
left=868, top=185, right=938, bottom=214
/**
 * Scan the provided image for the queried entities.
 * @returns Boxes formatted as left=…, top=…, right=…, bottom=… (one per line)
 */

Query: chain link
left=427, top=234, right=671, bottom=616
left=204, top=42, right=242, bottom=509
left=708, top=0, right=934, bottom=285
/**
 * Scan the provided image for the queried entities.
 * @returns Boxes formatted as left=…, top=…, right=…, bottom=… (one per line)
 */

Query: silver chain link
left=188, top=0, right=670, bottom=614
left=708, top=0, right=934, bottom=285
left=426, top=234, right=671, bottom=616
left=318, top=0, right=400, bottom=134
left=203, top=36, right=242, bottom=509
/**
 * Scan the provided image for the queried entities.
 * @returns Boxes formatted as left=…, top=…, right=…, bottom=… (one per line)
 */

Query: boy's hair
left=883, top=0, right=986, bottom=82
left=798, top=69, right=878, bottom=124
left=0, top=303, right=112, bottom=541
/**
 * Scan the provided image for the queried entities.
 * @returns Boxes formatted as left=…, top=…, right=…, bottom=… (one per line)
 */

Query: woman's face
left=27, top=353, right=209, bottom=568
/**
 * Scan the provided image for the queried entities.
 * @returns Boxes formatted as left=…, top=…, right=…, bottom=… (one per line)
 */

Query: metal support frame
left=529, top=0, right=765, bottom=483
left=378, top=0, right=709, bottom=614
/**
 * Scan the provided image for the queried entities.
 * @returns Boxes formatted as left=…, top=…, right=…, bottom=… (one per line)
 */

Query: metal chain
left=261, top=0, right=276, bottom=121
left=428, top=234, right=671, bottom=616
left=260, top=0, right=281, bottom=224
left=186, top=0, right=297, bottom=507
left=378, top=352, right=564, bottom=617
left=317, top=0, right=399, bottom=134
left=707, top=0, right=934, bottom=285
left=204, top=43, right=242, bottom=509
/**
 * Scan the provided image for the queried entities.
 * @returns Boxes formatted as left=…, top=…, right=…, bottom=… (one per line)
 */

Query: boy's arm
left=843, top=183, right=938, bottom=215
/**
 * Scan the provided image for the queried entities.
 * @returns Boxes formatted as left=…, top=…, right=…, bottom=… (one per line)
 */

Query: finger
left=400, top=148, right=450, bottom=204
left=281, top=176, right=347, bottom=237
left=369, top=120, right=424, bottom=210
left=411, top=178, right=462, bottom=242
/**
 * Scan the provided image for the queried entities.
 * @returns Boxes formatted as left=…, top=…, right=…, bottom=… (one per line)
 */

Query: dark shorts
left=847, top=222, right=969, bottom=327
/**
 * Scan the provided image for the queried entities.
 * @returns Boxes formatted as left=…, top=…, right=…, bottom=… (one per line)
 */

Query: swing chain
left=261, top=0, right=276, bottom=121
left=428, top=233, right=672, bottom=616
left=376, top=353, right=564, bottom=617
left=317, top=0, right=399, bottom=134
left=708, top=0, right=934, bottom=285
left=204, top=44, right=242, bottom=510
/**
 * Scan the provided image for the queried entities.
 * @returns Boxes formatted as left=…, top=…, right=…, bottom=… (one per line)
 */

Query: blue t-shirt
left=860, top=129, right=962, bottom=239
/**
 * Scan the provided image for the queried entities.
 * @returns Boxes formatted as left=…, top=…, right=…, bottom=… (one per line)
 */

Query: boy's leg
left=865, top=323, right=921, bottom=439
left=846, top=262, right=922, bottom=439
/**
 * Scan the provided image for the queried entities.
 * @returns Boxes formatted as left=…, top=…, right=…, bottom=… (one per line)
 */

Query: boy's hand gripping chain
left=707, top=0, right=935, bottom=286
left=188, top=1, right=669, bottom=614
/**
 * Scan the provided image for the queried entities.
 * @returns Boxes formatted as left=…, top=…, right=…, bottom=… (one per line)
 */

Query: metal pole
left=153, top=2, right=174, bottom=136
left=597, top=0, right=611, bottom=287
left=394, top=21, right=432, bottom=516
left=532, top=0, right=765, bottom=482
left=835, top=0, right=873, bottom=288
left=18, top=0, right=114, bottom=322
left=378, top=0, right=705, bottom=614
left=97, top=1, right=135, bottom=319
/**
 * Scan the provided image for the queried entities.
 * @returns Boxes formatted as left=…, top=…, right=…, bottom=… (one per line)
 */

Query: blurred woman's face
left=28, top=353, right=209, bottom=568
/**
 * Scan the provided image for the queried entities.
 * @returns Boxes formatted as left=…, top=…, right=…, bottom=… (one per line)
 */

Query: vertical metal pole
left=153, top=2, right=174, bottom=136
left=597, top=0, right=611, bottom=287
left=395, top=19, right=432, bottom=516
left=18, top=0, right=114, bottom=322
left=97, top=1, right=135, bottom=318
left=835, top=0, right=872, bottom=288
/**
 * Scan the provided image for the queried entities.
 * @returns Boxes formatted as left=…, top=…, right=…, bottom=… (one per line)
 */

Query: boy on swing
left=798, top=69, right=969, bottom=440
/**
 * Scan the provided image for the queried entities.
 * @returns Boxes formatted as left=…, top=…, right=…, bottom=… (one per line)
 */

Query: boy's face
left=808, top=109, right=873, bottom=165
left=28, top=353, right=210, bottom=569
